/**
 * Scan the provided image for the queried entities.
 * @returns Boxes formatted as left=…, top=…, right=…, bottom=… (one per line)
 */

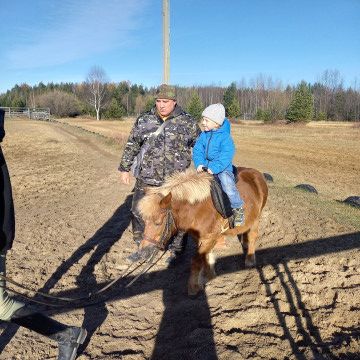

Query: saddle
left=210, top=166, right=239, bottom=229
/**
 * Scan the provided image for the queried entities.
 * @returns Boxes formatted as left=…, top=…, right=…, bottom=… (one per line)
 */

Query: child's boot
left=233, top=207, right=245, bottom=226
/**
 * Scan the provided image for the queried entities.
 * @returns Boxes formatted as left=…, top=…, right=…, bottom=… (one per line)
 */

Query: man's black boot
left=54, top=326, right=88, bottom=360
left=11, top=307, right=87, bottom=360
left=166, top=231, right=188, bottom=267
left=127, top=214, right=145, bottom=262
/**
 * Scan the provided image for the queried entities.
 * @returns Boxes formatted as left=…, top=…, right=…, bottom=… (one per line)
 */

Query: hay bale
left=343, top=196, right=360, bottom=209
left=263, top=173, right=274, bottom=182
left=295, top=184, right=318, bottom=194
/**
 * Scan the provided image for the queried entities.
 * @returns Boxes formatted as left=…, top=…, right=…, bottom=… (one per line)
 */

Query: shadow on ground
left=1, top=199, right=359, bottom=360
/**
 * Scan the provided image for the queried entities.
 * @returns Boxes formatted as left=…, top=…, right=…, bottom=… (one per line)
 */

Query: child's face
left=202, top=117, right=220, bottom=131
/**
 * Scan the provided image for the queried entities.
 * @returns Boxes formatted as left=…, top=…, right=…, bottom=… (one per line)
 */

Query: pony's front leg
left=188, top=237, right=217, bottom=296
left=204, top=251, right=217, bottom=280
left=188, top=253, right=205, bottom=296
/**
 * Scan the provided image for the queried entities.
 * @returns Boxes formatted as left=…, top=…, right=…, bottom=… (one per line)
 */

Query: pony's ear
left=160, top=192, right=172, bottom=209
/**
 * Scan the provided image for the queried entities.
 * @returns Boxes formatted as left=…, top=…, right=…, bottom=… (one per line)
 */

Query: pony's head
left=138, top=192, right=177, bottom=251
left=137, top=169, right=212, bottom=252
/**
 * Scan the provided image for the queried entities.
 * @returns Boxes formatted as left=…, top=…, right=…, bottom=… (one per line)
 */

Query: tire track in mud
left=51, top=121, right=119, bottom=160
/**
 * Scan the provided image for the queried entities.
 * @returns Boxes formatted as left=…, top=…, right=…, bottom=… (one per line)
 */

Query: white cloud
left=6, top=0, right=149, bottom=69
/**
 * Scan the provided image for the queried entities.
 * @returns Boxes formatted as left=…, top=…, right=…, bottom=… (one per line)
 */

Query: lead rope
left=0, top=211, right=175, bottom=307
left=125, top=248, right=167, bottom=288
left=0, top=259, right=146, bottom=306
left=0, top=248, right=169, bottom=308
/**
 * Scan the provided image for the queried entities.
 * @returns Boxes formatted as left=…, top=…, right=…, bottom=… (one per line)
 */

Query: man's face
left=156, top=99, right=176, bottom=117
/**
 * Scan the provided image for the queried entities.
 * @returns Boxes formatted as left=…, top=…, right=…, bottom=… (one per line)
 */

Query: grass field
left=59, top=117, right=360, bottom=201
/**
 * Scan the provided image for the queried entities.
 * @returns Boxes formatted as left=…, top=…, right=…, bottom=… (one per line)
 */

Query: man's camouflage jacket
left=118, top=105, right=201, bottom=186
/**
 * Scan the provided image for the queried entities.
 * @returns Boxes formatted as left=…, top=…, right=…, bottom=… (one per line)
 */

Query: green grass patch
left=270, top=184, right=360, bottom=230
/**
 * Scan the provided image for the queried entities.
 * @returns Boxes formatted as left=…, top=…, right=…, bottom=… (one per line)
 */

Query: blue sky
left=0, top=0, right=359, bottom=93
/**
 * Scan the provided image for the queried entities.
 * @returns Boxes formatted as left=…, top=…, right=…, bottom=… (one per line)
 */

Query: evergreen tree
left=12, top=94, right=26, bottom=108
left=144, top=96, right=155, bottom=112
left=187, top=92, right=203, bottom=120
left=227, top=98, right=241, bottom=119
left=286, top=81, right=314, bottom=122
left=104, top=98, right=126, bottom=119
left=223, top=82, right=240, bottom=118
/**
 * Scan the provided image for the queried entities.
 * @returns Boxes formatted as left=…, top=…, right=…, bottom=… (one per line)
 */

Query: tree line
left=0, top=67, right=359, bottom=122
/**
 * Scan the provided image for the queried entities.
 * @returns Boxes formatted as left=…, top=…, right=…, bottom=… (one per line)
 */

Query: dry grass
left=57, top=117, right=360, bottom=201
left=232, top=121, right=360, bottom=200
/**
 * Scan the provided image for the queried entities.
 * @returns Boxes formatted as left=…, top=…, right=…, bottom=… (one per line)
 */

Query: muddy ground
left=0, top=118, right=359, bottom=360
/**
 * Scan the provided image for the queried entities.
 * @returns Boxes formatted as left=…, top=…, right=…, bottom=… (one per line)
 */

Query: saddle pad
left=210, top=177, right=235, bottom=228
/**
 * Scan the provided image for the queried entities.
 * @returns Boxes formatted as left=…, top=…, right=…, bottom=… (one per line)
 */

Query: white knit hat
left=202, top=103, right=225, bottom=125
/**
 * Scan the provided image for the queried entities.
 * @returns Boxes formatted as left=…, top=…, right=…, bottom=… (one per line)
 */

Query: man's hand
left=196, top=165, right=204, bottom=172
left=119, top=171, right=131, bottom=185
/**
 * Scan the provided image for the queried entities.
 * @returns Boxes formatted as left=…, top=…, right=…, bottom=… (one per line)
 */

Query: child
left=192, top=103, right=245, bottom=226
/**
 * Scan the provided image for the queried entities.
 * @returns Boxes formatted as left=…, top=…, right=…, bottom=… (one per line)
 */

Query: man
left=118, top=84, right=201, bottom=262
left=0, top=109, right=87, bottom=360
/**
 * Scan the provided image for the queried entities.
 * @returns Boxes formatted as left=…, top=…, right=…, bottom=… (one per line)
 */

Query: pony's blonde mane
left=138, top=169, right=212, bottom=219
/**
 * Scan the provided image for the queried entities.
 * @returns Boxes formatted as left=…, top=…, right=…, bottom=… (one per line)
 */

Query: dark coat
left=0, top=109, right=15, bottom=252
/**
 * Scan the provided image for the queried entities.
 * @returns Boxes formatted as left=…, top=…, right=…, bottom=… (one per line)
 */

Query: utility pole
left=162, top=0, right=170, bottom=84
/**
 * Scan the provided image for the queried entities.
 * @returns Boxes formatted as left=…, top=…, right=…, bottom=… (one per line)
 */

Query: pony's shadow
left=115, top=240, right=218, bottom=360
left=0, top=194, right=133, bottom=354
left=151, top=242, right=218, bottom=360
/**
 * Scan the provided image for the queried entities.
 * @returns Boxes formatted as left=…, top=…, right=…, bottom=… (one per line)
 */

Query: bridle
left=142, top=208, right=177, bottom=250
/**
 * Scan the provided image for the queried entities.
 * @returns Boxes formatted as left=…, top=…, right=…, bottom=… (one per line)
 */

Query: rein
left=0, top=260, right=143, bottom=307
left=0, top=249, right=166, bottom=308
left=0, top=211, right=176, bottom=308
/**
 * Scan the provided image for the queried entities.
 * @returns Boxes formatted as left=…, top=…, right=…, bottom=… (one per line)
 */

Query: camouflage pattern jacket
left=118, top=105, right=201, bottom=186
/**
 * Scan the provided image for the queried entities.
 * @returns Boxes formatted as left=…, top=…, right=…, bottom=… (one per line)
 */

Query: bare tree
left=37, top=90, right=80, bottom=117
left=84, top=66, right=109, bottom=120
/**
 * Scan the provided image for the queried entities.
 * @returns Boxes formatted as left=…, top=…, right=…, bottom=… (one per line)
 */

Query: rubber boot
left=131, top=215, right=144, bottom=247
left=166, top=231, right=188, bottom=267
left=11, top=307, right=87, bottom=360
left=127, top=214, right=145, bottom=262
left=131, top=180, right=146, bottom=247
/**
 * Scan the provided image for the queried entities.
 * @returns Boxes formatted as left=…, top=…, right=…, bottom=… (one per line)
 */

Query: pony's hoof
left=188, top=284, right=201, bottom=297
left=245, top=255, right=256, bottom=268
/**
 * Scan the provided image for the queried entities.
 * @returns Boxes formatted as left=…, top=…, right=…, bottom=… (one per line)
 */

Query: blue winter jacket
left=192, top=119, right=235, bottom=174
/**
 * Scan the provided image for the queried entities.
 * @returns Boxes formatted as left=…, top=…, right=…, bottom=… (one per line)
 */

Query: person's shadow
left=0, top=194, right=133, bottom=354
left=74, top=194, right=133, bottom=353
left=150, top=242, right=218, bottom=360
left=1, top=213, right=359, bottom=360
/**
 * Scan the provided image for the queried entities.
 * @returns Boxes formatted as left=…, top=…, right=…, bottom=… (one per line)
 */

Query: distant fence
left=0, top=107, right=50, bottom=120
left=242, top=113, right=255, bottom=120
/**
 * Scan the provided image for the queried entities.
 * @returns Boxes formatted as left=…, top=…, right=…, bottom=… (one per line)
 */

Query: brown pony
left=137, top=167, right=268, bottom=296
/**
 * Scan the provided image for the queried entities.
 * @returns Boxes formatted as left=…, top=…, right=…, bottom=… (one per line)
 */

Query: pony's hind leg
left=238, top=233, right=248, bottom=254
left=238, top=222, right=258, bottom=268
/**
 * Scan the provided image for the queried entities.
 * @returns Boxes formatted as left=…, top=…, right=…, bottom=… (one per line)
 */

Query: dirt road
left=0, top=119, right=359, bottom=359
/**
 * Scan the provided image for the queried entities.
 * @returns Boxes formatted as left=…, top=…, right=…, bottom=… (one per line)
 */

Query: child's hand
left=197, top=165, right=204, bottom=172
